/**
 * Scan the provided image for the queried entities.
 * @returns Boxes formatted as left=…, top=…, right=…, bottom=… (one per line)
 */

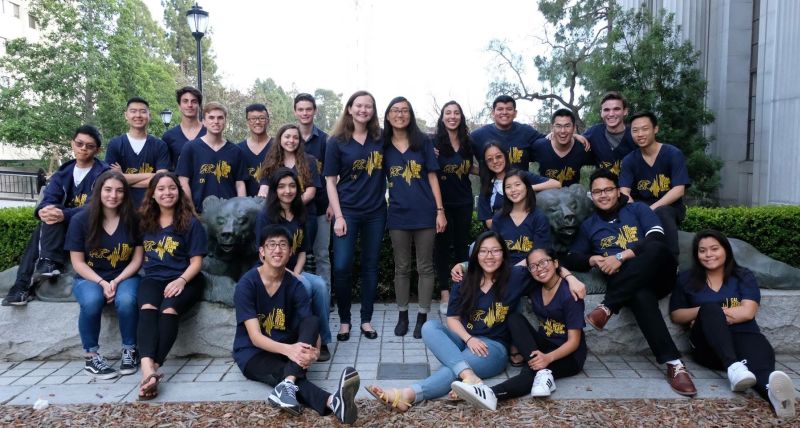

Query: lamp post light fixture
left=186, top=2, right=209, bottom=96
left=159, top=108, right=173, bottom=130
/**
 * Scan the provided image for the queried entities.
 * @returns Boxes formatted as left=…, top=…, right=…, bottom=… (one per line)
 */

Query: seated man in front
left=564, top=169, right=696, bottom=397
left=232, top=224, right=359, bottom=425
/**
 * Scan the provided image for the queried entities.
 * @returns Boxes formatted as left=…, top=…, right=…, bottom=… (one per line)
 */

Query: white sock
left=666, top=359, right=683, bottom=366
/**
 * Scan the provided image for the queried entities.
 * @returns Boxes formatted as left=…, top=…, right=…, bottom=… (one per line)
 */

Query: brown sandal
left=138, top=373, right=163, bottom=401
left=365, top=385, right=413, bottom=412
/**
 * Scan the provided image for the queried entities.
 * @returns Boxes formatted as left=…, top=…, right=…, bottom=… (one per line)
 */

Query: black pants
left=434, top=204, right=473, bottom=291
left=690, top=303, right=775, bottom=401
left=242, top=316, right=331, bottom=416
left=14, top=222, right=67, bottom=289
left=604, top=241, right=680, bottom=364
left=136, top=275, right=204, bottom=365
left=491, top=312, right=584, bottom=400
left=654, top=205, right=684, bottom=259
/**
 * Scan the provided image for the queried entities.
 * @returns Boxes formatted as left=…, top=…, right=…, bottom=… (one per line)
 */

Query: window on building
left=28, top=14, right=36, bottom=29
left=746, top=0, right=760, bottom=161
left=11, top=1, right=19, bottom=18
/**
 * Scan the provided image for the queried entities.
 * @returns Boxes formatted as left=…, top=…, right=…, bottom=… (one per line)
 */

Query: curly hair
left=259, top=124, right=314, bottom=192
left=138, top=172, right=196, bottom=234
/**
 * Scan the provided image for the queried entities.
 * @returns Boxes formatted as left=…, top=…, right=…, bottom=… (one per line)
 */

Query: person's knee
left=140, top=303, right=157, bottom=311
left=162, top=307, right=178, bottom=315
left=115, top=293, right=137, bottom=313
left=506, top=311, right=529, bottom=329
left=697, top=302, right=724, bottom=320
left=79, top=294, right=105, bottom=314
left=421, top=319, right=443, bottom=337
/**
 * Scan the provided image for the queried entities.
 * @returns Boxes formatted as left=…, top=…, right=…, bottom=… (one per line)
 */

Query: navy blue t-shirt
left=446, top=266, right=531, bottom=345
left=530, top=278, right=587, bottom=363
left=64, top=210, right=141, bottom=282
left=583, top=124, right=636, bottom=176
left=385, top=139, right=439, bottom=230
left=323, top=135, right=386, bottom=217
left=477, top=172, right=549, bottom=221
left=232, top=267, right=312, bottom=370
left=490, top=209, right=552, bottom=265
left=257, top=156, right=322, bottom=217
left=142, top=217, right=208, bottom=281
left=305, top=127, right=330, bottom=214
left=175, top=139, right=248, bottom=213
left=531, top=138, right=591, bottom=187
left=236, top=140, right=270, bottom=197
left=255, top=213, right=308, bottom=271
left=670, top=269, right=761, bottom=334
left=570, top=202, right=662, bottom=257
left=470, top=122, right=544, bottom=170
left=162, top=125, right=207, bottom=171
left=619, top=144, right=691, bottom=206
left=105, top=134, right=171, bottom=207
left=436, top=145, right=474, bottom=208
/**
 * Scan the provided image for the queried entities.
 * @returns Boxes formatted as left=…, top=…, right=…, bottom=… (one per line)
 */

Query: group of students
left=2, top=87, right=796, bottom=423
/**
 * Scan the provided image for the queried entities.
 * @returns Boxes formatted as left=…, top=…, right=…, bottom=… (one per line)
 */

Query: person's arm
left=574, top=134, right=591, bottom=152
left=300, top=186, right=316, bottom=205
left=428, top=171, right=447, bottom=233
left=530, top=329, right=582, bottom=370
left=650, top=185, right=685, bottom=210
left=243, top=318, right=316, bottom=368
left=326, top=176, right=347, bottom=237
left=723, top=300, right=759, bottom=325
left=164, top=255, right=202, bottom=298
left=293, top=252, right=306, bottom=276
left=235, top=180, right=246, bottom=197
left=445, top=315, right=489, bottom=357
left=111, top=246, right=144, bottom=285
left=531, top=178, right=561, bottom=192
left=179, top=176, right=193, bottom=202
left=257, top=184, right=269, bottom=199
left=670, top=307, right=700, bottom=325
left=70, top=251, right=114, bottom=300
left=559, top=268, right=586, bottom=301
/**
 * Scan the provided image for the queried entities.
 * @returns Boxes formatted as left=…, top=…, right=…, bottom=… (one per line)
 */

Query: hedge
left=1, top=204, right=798, bottom=297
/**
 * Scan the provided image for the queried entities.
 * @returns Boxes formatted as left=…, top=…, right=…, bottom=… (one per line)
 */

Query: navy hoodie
left=35, top=157, right=109, bottom=222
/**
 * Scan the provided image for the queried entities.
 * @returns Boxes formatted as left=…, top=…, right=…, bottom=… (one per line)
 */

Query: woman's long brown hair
left=138, top=172, right=196, bottom=234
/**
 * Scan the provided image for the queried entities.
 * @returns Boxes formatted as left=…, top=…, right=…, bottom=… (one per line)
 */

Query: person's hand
left=450, top=263, right=464, bottom=283
left=109, top=162, right=122, bottom=171
left=433, top=147, right=440, bottom=158
left=529, top=350, right=553, bottom=370
left=566, top=277, right=586, bottom=301
left=333, top=216, right=347, bottom=237
left=100, top=280, right=115, bottom=302
left=574, top=134, right=591, bottom=152
left=595, top=256, right=622, bottom=275
left=163, top=278, right=186, bottom=298
left=326, top=206, right=335, bottom=221
left=287, top=343, right=316, bottom=368
left=466, top=337, right=489, bottom=357
left=38, top=205, right=64, bottom=224
left=722, top=307, right=736, bottom=325
left=436, top=211, right=447, bottom=233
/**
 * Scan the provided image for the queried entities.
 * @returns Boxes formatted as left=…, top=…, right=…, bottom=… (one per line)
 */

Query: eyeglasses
left=528, top=258, right=553, bottom=272
left=264, top=241, right=289, bottom=251
left=552, top=124, right=573, bottom=131
left=247, top=117, right=269, bottom=123
left=590, top=187, right=617, bottom=197
left=390, top=108, right=410, bottom=115
left=127, top=109, right=149, bottom=115
left=477, top=248, right=502, bottom=257
left=73, top=140, right=97, bottom=150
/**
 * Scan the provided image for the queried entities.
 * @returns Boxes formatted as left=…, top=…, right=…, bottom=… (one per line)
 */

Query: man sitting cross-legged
left=232, top=224, right=360, bottom=425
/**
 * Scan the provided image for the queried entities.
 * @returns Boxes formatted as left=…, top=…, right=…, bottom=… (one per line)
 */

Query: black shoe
left=337, top=324, right=351, bottom=342
left=413, top=313, right=427, bottom=339
left=319, top=345, right=331, bottom=362
left=84, top=354, right=119, bottom=380
left=394, top=310, right=409, bottom=336
left=33, top=259, right=61, bottom=282
left=119, top=348, right=139, bottom=375
left=268, top=379, right=302, bottom=415
left=2, top=284, right=34, bottom=306
left=330, top=367, right=360, bottom=425
left=360, top=325, right=378, bottom=340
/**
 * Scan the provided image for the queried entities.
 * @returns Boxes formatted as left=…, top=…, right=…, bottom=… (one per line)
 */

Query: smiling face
left=601, top=99, right=627, bottom=131
left=100, top=177, right=126, bottom=210
left=631, top=116, right=658, bottom=149
left=484, top=146, right=506, bottom=175
left=504, top=174, right=527, bottom=204
left=279, top=127, right=301, bottom=153
left=276, top=175, right=298, bottom=206
left=203, top=108, right=227, bottom=135
left=348, top=95, right=375, bottom=126
left=590, top=177, right=620, bottom=211
left=442, top=104, right=462, bottom=131
left=552, top=115, right=575, bottom=147
left=527, top=249, right=558, bottom=285
left=259, top=236, right=291, bottom=269
left=697, top=236, right=727, bottom=272
left=387, top=101, right=411, bottom=131
left=125, top=102, right=150, bottom=131
left=294, top=100, right=316, bottom=126
left=179, top=92, right=200, bottom=119
left=492, top=102, right=516, bottom=130
left=153, top=176, right=179, bottom=209
left=246, top=110, right=269, bottom=136
left=476, top=236, right=504, bottom=274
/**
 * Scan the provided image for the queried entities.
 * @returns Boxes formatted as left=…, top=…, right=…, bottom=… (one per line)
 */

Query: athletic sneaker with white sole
left=268, top=379, right=302, bottom=415
left=727, top=360, right=757, bottom=392
left=330, top=367, right=360, bottom=425
left=450, top=381, right=497, bottom=411
left=531, top=369, right=556, bottom=397
left=768, top=371, right=796, bottom=418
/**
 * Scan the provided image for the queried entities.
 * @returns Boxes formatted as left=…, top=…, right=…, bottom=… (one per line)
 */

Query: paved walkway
left=2, top=305, right=799, bottom=405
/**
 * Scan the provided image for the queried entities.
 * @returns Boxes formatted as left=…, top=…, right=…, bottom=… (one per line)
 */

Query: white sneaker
left=450, top=381, right=497, bottom=411
left=768, top=371, right=796, bottom=418
left=531, top=369, right=556, bottom=397
left=727, top=360, right=757, bottom=392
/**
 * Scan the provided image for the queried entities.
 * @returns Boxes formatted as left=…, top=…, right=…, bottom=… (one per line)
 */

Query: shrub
left=0, top=207, right=37, bottom=271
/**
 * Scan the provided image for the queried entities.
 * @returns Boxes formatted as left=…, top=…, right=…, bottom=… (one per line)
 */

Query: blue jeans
left=313, top=214, right=332, bottom=290
left=73, top=276, right=140, bottom=353
left=411, top=320, right=508, bottom=403
left=331, top=210, right=386, bottom=324
left=298, top=272, right=332, bottom=345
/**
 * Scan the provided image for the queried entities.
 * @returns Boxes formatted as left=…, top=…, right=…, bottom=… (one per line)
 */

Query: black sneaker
left=2, top=284, right=34, bottom=306
left=119, top=348, right=139, bottom=375
left=84, top=354, right=119, bottom=380
left=268, top=379, right=302, bottom=415
left=330, top=367, right=360, bottom=425
left=33, top=259, right=61, bottom=282
left=319, top=345, right=331, bottom=362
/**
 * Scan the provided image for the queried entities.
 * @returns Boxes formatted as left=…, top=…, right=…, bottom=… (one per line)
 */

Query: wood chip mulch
left=1, top=397, right=796, bottom=427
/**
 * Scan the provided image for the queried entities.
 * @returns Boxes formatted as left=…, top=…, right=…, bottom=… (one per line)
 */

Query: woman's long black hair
left=499, top=169, right=536, bottom=216
left=455, top=230, right=511, bottom=320
left=382, top=96, right=427, bottom=152
left=435, top=100, right=472, bottom=159
left=687, top=229, right=741, bottom=291
left=265, top=167, right=306, bottom=225
left=479, top=142, right=509, bottom=197
left=86, top=170, right=140, bottom=249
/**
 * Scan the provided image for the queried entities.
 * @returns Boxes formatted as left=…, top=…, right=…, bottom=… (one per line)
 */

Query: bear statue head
left=537, top=184, right=594, bottom=254
left=201, top=196, right=263, bottom=258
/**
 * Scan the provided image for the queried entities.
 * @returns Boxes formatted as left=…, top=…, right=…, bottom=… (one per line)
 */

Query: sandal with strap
left=365, top=385, right=413, bottom=412
left=508, top=352, right=525, bottom=367
left=138, top=373, right=164, bottom=401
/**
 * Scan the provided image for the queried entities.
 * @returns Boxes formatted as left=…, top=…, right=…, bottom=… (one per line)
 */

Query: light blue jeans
left=411, top=320, right=508, bottom=403
left=73, top=276, right=140, bottom=353
left=298, top=272, right=332, bottom=345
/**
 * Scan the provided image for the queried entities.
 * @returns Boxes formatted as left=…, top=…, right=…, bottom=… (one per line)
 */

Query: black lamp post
left=186, top=3, right=209, bottom=96
left=159, top=109, right=173, bottom=130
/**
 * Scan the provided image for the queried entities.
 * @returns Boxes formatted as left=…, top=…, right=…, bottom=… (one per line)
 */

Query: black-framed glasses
left=247, top=117, right=269, bottom=123
left=264, top=241, right=289, bottom=251
left=528, top=258, right=553, bottom=272
left=73, top=140, right=97, bottom=150
left=590, top=187, right=617, bottom=197
left=477, top=248, right=502, bottom=257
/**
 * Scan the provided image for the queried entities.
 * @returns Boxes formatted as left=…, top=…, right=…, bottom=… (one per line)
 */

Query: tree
left=161, top=0, right=219, bottom=88
left=251, top=78, right=295, bottom=131
left=313, top=88, right=343, bottom=133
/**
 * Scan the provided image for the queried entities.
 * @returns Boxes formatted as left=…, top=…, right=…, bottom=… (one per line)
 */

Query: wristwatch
left=615, top=252, right=624, bottom=262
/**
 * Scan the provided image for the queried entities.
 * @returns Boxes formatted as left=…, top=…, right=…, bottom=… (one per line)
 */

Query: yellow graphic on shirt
left=71, top=193, right=88, bottom=207
left=506, top=235, right=533, bottom=253
left=389, top=160, right=422, bottom=185
left=352, top=151, right=383, bottom=177
left=199, top=160, right=232, bottom=183
left=508, top=147, right=524, bottom=164
left=637, top=174, right=671, bottom=198
left=442, top=160, right=471, bottom=180
left=545, top=167, right=577, bottom=184
left=722, top=297, right=741, bottom=309
left=258, top=307, right=286, bottom=337
left=599, top=225, right=639, bottom=255
left=542, top=318, right=566, bottom=337
left=88, top=243, right=133, bottom=268
left=316, top=159, right=323, bottom=175
left=466, top=302, right=510, bottom=330
left=125, top=163, right=154, bottom=174
left=250, top=164, right=266, bottom=182
left=143, top=236, right=180, bottom=260
left=291, top=228, right=304, bottom=254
